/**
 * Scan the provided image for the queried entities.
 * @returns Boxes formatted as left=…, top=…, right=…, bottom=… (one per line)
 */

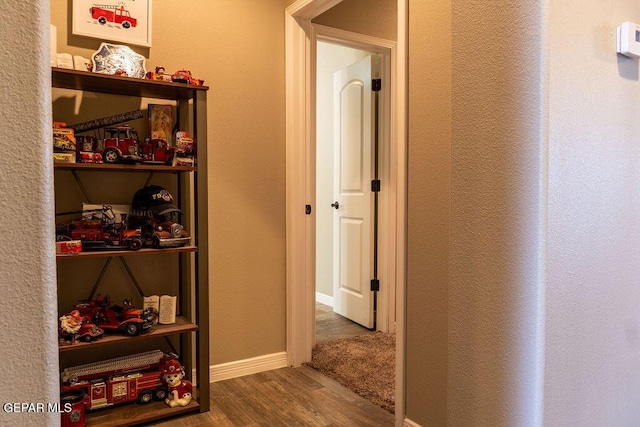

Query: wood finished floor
left=148, top=366, right=394, bottom=426
left=148, top=303, right=392, bottom=426
left=315, top=302, right=375, bottom=344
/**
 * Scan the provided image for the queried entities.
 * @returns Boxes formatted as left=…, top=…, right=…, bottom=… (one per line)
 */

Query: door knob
left=331, top=201, right=340, bottom=209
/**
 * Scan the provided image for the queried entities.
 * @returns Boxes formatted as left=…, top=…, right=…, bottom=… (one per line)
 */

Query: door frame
left=285, top=1, right=407, bottom=424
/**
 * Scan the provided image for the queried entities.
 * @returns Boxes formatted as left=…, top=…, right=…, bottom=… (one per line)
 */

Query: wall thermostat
left=617, top=22, right=640, bottom=58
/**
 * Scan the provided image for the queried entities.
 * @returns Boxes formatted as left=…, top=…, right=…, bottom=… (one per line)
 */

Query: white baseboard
left=404, top=418, right=422, bottom=427
left=210, top=352, right=289, bottom=382
left=315, top=292, right=333, bottom=307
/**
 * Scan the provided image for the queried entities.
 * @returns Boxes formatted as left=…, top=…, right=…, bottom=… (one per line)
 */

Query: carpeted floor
left=306, top=332, right=395, bottom=413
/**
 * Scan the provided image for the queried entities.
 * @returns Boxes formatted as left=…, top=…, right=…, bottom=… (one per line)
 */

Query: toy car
left=171, top=70, right=204, bottom=86
left=73, top=295, right=156, bottom=336
left=54, top=136, right=75, bottom=151
left=175, top=131, right=195, bottom=166
left=76, top=135, right=103, bottom=164
left=128, top=209, right=191, bottom=248
left=56, top=205, right=143, bottom=251
left=102, top=126, right=142, bottom=164
left=140, top=138, right=175, bottom=165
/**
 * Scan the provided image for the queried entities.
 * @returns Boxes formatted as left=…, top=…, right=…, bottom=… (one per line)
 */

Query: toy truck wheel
left=153, top=387, right=168, bottom=401
left=122, top=21, right=131, bottom=29
left=153, top=236, right=161, bottom=249
left=138, top=390, right=153, bottom=404
left=98, top=17, right=107, bottom=24
left=125, top=322, right=140, bottom=336
left=103, top=148, right=120, bottom=164
left=127, top=238, right=142, bottom=251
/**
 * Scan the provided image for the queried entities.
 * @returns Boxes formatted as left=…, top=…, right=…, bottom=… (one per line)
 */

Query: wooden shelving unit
left=56, top=245, right=197, bottom=259
left=54, top=162, right=196, bottom=173
left=85, top=400, right=200, bottom=427
left=58, top=317, right=198, bottom=353
left=52, top=67, right=209, bottom=425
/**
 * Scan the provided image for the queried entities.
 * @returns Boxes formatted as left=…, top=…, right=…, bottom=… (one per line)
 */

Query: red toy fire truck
left=90, top=5, right=137, bottom=29
left=72, top=295, right=155, bottom=336
left=140, top=138, right=175, bottom=165
left=61, top=351, right=178, bottom=410
left=56, top=205, right=143, bottom=251
left=102, top=126, right=142, bottom=164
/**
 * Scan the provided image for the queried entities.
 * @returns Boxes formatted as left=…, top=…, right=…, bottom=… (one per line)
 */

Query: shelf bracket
left=164, top=336, right=179, bottom=355
left=118, top=257, right=147, bottom=298
left=71, top=170, right=94, bottom=204
left=143, top=172, right=155, bottom=188
left=87, top=257, right=113, bottom=300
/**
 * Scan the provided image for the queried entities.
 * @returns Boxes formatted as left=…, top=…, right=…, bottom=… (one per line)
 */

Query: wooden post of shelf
left=193, top=88, right=210, bottom=411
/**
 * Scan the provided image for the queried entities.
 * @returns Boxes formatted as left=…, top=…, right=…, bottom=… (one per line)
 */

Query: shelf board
left=56, top=246, right=197, bottom=259
left=52, top=67, right=208, bottom=100
left=85, top=399, right=200, bottom=426
left=54, top=162, right=196, bottom=173
left=59, top=317, right=198, bottom=353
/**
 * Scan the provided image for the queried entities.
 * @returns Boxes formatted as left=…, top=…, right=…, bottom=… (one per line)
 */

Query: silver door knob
left=331, top=201, right=340, bottom=209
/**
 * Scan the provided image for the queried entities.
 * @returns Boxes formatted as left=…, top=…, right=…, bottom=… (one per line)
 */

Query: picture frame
left=72, top=0, right=152, bottom=47
left=149, top=104, right=174, bottom=145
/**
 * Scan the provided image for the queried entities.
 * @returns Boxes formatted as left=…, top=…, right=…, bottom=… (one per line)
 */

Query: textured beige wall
left=448, top=1, right=545, bottom=425
left=405, top=1, right=451, bottom=425
left=545, top=1, right=640, bottom=424
left=50, top=0, right=288, bottom=365
left=313, top=0, right=397, bottom=41
left=0, top=3, right=59, bottom=427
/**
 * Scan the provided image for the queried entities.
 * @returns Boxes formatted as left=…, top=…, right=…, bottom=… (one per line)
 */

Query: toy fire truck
left=61, top=350, right=179, bottom=410
left=90, top=5, right=137, bottom=29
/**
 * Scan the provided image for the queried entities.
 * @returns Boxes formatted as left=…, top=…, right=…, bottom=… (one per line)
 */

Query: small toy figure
left=146, top=66, right=171, bottom=82
left=162, top=359, right=193, bottom=407
left=59, top=310, right=105, bottom=344
left=59, top=310, right=83, bottom=343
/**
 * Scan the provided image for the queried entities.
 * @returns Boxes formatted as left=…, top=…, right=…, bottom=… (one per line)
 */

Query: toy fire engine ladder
left=61, top=349, right=165, bottom=384
left=92, top=4, right=124, bottom=10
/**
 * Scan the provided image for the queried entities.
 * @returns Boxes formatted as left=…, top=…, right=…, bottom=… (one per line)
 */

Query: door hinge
left=370, top=279, right=380, bottom=292
left=305, top=204, right=312, bottom=215
left=372, top=79, right=381, bottom=92
left=371, top=179, right=381, bottom=192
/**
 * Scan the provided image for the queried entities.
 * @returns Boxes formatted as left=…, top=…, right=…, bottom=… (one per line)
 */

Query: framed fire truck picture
left=72, top=0, right=153, bottom=47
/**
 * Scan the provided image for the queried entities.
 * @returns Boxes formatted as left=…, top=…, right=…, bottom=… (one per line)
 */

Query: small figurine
left=146, top=66, right=171, bottom=82
left=162, top=359, right=193, bottom=407
left=59, top=310, right=105, bottom=344
left=59, top=310, right=83, bottom=344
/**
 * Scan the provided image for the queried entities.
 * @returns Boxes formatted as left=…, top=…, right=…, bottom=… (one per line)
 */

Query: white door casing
left=286, top=1, right=408, bottom=425
left=333, top=55, right=375, bottom=328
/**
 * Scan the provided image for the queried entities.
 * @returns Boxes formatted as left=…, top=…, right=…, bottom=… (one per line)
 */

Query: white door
left=332, top=55, right=375, bottom=329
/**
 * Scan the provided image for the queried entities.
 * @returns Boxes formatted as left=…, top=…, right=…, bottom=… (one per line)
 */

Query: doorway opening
left=314, top=38, right=388, bottom=344
left=285, top=0, right=407, bottom=423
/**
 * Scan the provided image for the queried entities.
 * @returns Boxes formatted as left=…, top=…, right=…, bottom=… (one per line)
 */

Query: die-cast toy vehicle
left=171, top=70, right=204, bottom=86
left=73, top=295, right=155, bottom=336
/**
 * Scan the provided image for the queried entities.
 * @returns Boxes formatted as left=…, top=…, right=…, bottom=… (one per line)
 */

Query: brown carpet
left=306, top=332, right=395, bottom=413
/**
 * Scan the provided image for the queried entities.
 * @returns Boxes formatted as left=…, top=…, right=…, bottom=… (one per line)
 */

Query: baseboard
left=210, top=352, right=289, bottom=382
left=315, top=292, right=333, bottom=307
left=404, top=418, right=422, bottom=427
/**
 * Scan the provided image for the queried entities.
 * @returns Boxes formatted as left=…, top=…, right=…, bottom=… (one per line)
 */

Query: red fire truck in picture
left=61, top=351, right=178, bottom=410
left=90, top=5, right=137, bottom=29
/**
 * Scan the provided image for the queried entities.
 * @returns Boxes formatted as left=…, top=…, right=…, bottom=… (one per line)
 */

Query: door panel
left=340, top=82, right=364, bottom=193
left=333, top=55, right=374, bottom=329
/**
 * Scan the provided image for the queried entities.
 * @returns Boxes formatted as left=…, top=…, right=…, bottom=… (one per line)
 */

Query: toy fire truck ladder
left=93, top=4, right=123, bottom=10
left=61, top=349, right=165, bottom=384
